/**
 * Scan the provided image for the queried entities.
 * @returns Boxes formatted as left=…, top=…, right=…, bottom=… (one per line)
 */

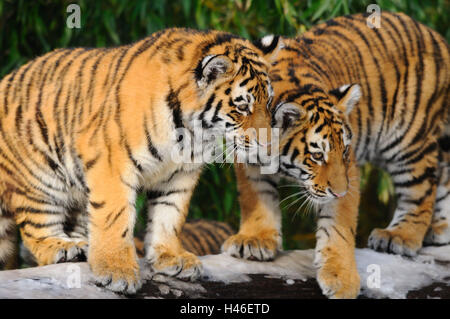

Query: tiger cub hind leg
left=368, top=141, right=439, bottom=256
left=424, top=153, right=450, bottom=245
left=221, top=164, right=282, bottom=261
left=21, top=234, right=88, bottom=265
left=19, top=207, right=90, bottom=267
left=15, top=202, right=88, bottom=265
left=144, top=169, right=203, bottom=280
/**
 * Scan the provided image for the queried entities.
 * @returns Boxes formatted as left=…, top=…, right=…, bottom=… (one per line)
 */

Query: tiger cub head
left=271, top=81, right=361, bottom=203
left=186, top=31, right=283, bottom=158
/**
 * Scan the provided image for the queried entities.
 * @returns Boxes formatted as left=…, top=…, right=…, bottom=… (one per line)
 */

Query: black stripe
left=15, top=207, right=63, bottom=215
left=332, top=226, right=349, bottom=244
left=6, top=187, right=54, bottom=206
left=317, top=226, right=330, bottom=238
left=166, top=87, right=184, bottom=129
left=0, top=122, right=67, bottom=193
left=207, top=221, right=234, bottom=237
left=146, top=188, right=187, bottom=199
left=19, top=220, right=63, bottom=229
left=198, top=93, right=216, bottom=123
left=281, top=137, right=293, bottom=156
left=144, top=114, right=163, bottom=161
left=148, top=201, right=180, bottom=212
left=403, top=142, right=438, bottom=166
left=290, top=148, right=299, bottom=163
left=125, top=142, right=143, bottom=172
left=200, top=32, right=241, bottom=56
left=90, top=201, right=105, bottom=209
left=85, top=153, right=101, bottom=170
left=0, top=147, right=59, bottom=199
left=253, top=35, right=280, bottom=54
left=211, top=100, right=223, bottom=123
left=196, top=224, right=222, bottom=252
left=394, top=166, right=436, bottom=188
left=105, top=207, right=126, bottom=230
left=2, top=69, right=19, bottom=115
left=181, top=226, right=207, bottom=255
left=402, top=187, right=434, bottom=206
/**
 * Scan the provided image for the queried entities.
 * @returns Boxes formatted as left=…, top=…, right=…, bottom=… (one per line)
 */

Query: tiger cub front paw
left=368, top=227, right=423, bottom=256
left=148, top=246, right=202, bottom=281
left=315, top=247, right=360, bottom=299
left=89, top=245, right=141, bottom=295
left=221, top=229, right=281, bottom=261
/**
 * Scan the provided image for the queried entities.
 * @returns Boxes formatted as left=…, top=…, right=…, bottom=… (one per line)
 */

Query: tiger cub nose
left=329, top=189, right=347, bottom=198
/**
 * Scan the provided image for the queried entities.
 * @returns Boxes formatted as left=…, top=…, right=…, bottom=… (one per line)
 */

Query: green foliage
left=1, top=0, right=447, bottom=250
left=1, top=0, right=448, bottom=78
left=190, top=164, right=241, bottom=229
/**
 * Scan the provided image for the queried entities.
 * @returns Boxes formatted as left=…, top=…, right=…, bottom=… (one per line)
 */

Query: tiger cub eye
left=312, top=152, right=324, bottom=161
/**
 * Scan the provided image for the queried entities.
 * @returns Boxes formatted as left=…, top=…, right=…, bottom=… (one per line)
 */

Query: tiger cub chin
left=224, top=12, right=449, bottom=298
left=0, top=28, right=282, bottom=293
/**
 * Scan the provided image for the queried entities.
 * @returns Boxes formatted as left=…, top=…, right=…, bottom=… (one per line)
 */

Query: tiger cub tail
left=135, top=219, right=234, bottom=257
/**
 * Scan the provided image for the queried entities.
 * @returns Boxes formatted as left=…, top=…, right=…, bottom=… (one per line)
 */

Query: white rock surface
left=199, top=250, right=316, bottom=283
left=0, top=262, right=120, bottom=299
left=356, top=248, right=449, bottom=299
left=0, top=247, right=448, bottom=299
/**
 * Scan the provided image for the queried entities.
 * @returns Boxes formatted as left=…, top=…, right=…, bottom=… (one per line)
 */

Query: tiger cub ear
left=272, top=102, right=305, bottom=130
left=196, top=55, right=233, bottom=90
left=329, top=84, right=361, bottom=115
left=253, top=35, right=284, bottom=63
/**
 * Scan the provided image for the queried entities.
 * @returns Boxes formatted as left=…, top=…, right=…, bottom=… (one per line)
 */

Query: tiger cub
left=223, top=12, right=449, bottom=298
left=0, top=28, right=281, bottom=293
